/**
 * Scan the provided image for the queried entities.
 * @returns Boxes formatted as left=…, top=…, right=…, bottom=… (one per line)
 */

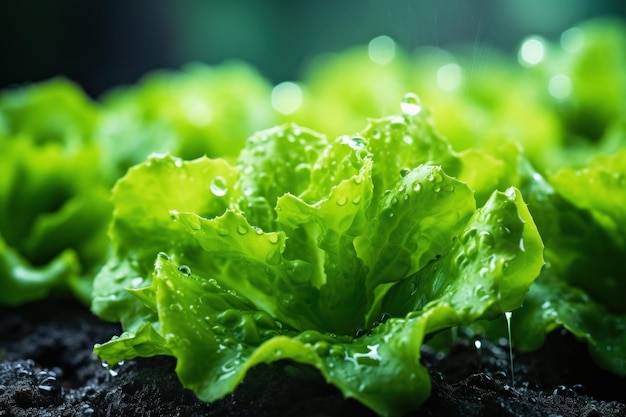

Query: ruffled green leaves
left=550, top=150, right=626, bottom=246
left=357, top=165, right=475, bottom=293
left=501, top=152, right=626, bottom=376
left=382, top=187, right=543, bottom=321
left=92, top=100, right=545, bottom=416
left=0, top=79, right=112, bottom=305
left=511, top=273, right=626, bottom=376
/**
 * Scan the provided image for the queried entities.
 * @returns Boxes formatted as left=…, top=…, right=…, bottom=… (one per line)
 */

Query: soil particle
left=1, top=300, right=625, bottom=417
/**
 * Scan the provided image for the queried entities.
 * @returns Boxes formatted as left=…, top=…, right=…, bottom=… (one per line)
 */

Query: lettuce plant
left=97, top=61, right=277, bottom=179
left=504, top=149, right=626, bottom=375
left=92, top=97, right=544, bottom=416
left=0, top=78, right=112, bottom=305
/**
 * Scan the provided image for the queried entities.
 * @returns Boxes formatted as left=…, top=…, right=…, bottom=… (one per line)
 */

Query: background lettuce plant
left=0, top=78, right=112, bottom=305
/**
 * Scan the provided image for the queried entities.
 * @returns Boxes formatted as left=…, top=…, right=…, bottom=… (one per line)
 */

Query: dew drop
left=210, top=176, right=228, bottom=197
left=236, top=224, right=248, bottom=235
left=178, top=265, right=192, bottom=276
left=336, top=196, right=348, bottom=206
left=314, top=341, right=330, bottom=356
left=479, top=266, right=489, bottom=278
left=352, top=196, right=361, bottom=205
left=378, top=312, right=391, bottom=324
left=400, top=168, right=411, bottom=177
left=400, top=93, right=422, bottom=116
left=81, top=406, right=95, bottom=416
left=390, top=116, right=406, bottom=128
left=157, top=252, right=170, bottom=261
left=478, top=231, right=494, bottom=248
left=355, top=328, right=371, bottom=338
left=413, top=183, right=422, bottom=192
left=268, top=234, right=279, bottom=244
left=348, top=136, right=367, bottom=150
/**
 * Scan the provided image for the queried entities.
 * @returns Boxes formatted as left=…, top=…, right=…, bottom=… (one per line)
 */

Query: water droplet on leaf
left=178, top=265, right=192, bottom=276
left=400, top=92, right=422, bottom=116
left=348, top=136, right=367, bottom=150
left=210, top=176, right=228, bottom=197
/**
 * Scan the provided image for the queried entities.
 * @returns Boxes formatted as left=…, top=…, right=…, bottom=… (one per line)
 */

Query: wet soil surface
left=1, top=299, right=625, bottom=417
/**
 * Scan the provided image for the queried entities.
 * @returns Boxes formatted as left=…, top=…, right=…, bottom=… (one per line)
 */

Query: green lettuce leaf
left=91, top=154, right=240, bottom=329
left=382, top=187, right=543, bottom=320
left=550, top=149, right=626, bottom=247
left=511, top=270, right=626, bottom=375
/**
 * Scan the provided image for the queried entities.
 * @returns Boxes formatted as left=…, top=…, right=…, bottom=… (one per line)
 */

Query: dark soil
left=1, top=299, right=625, bottom=417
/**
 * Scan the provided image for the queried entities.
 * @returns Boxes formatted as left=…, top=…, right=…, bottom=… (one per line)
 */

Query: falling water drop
left=504, top=311, right=515, bottom=385
left=474, top=338, right=483, bottom=366
left=474, top=339, right=482, bottom=351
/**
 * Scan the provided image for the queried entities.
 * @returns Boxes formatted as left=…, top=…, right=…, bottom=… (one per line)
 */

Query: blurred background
left=2, top=0, right=626, bottom=98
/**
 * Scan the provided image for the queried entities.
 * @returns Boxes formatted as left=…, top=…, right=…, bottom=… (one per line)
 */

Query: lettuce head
left=92, top=96, right=544, bottom=416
